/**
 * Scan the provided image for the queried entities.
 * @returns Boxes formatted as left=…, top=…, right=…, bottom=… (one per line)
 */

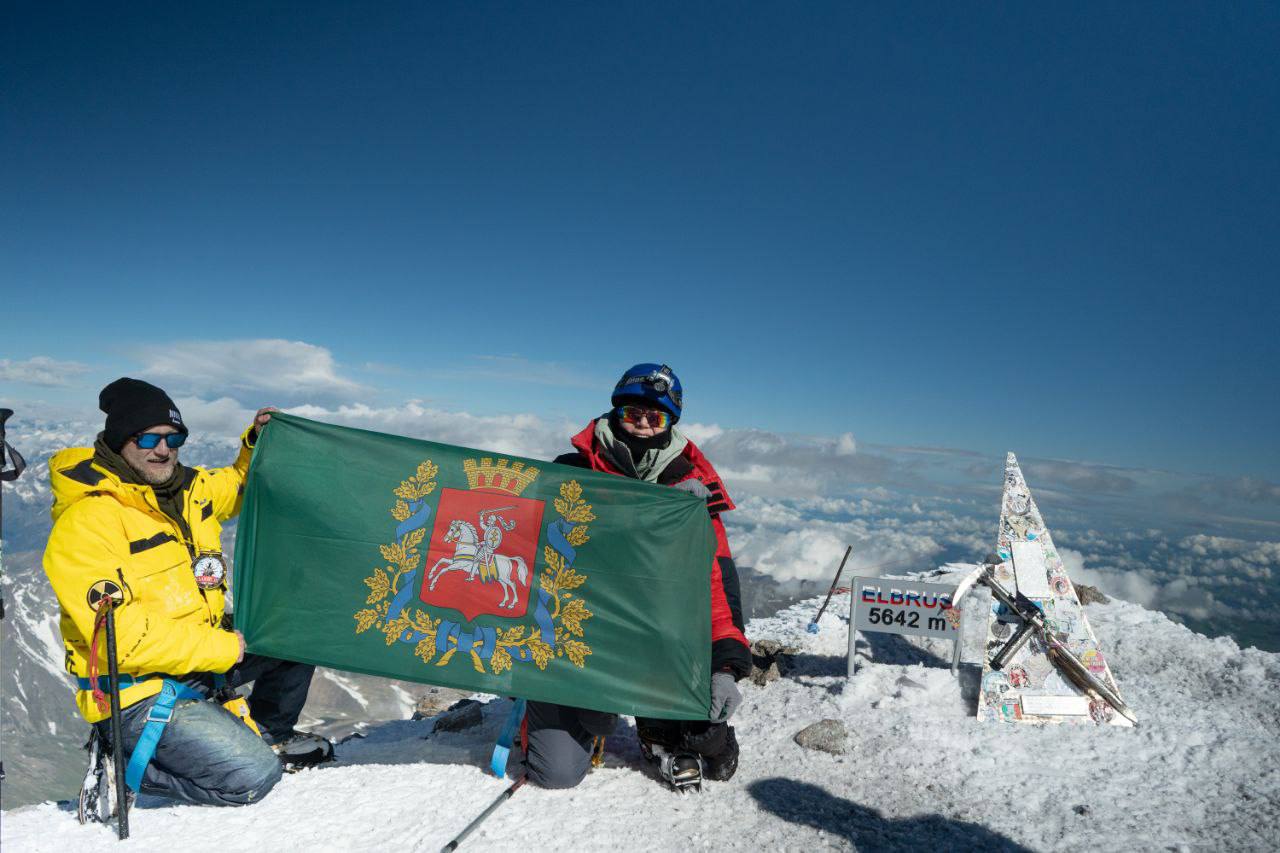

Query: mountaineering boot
left=663, top=752, right=704, bottom=793
left=641, top=739, right=703, bottom=793
left=77, top=731, right=108, bottom=824
left=269, top=730, right=335, bottom=772
left=77, top=730, right=134, bottom=824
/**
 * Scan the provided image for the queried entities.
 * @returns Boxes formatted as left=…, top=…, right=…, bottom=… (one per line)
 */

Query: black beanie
left=99, top=378, right=188, bottom=452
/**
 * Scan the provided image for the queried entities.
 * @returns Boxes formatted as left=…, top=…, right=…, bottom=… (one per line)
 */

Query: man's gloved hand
left=673, top=479, right=711, bottom=500
left=709, top=671, right=742, bottom=722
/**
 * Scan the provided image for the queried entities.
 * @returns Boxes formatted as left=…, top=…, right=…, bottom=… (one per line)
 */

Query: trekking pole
left=439, top=776, right=527, bottom=852
left=0, top=410, right=25, bottom=790
left=807, top=545, right=852, bottom=633
left=103, top=598, right=130, bottom=840
left=0, top=407, right=27, bottom=622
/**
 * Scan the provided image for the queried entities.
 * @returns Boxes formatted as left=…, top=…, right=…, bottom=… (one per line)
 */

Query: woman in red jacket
left=523, top=364, right=750, bottom=791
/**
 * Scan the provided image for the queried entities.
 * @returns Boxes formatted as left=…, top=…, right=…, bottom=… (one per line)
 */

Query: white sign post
left=848, top=576, right=963, bottom=678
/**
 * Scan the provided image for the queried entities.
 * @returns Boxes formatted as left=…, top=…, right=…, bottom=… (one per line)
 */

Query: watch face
left=192, top=554, right=227, bottom=589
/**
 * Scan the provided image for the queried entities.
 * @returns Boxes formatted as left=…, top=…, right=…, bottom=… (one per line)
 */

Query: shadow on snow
left=748, top=777, right=1033, bottom=852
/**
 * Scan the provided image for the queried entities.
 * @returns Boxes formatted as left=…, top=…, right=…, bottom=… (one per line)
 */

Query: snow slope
left=4, top=569, right=1278, bottom=852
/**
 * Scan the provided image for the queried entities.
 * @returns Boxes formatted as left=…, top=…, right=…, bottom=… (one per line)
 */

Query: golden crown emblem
left=463, top=458, right=539, bottom=496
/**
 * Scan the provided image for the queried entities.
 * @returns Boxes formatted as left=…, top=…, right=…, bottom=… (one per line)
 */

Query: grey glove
left=709, top=671, right=742, bottom=722
left=673, top=479, right=711, bottom=500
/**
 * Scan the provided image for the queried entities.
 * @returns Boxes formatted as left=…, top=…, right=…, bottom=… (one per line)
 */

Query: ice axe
left=952, top=553, right=1136, bottom=725
left=103, top=598, right=131, bottom=839
left=806, top=545, right=852, bottom=634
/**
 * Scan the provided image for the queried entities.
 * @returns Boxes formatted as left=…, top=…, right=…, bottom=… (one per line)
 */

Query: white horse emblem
left=426, top=517, right=530, bottom=610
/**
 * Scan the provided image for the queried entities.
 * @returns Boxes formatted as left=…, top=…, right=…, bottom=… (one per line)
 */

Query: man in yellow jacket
left=44, top=378, right=329, bottom=807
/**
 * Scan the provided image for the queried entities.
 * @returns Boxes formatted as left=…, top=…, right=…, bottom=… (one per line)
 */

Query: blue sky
left=3, top=2, right=1278, bottom=479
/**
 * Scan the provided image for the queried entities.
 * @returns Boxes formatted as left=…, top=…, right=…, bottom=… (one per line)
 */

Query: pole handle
left=990, top=619, right=1035, bottom=670
left=104, top=605, right=130, bottom=840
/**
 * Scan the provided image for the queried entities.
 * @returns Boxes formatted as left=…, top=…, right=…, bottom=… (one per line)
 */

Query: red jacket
left=556, top=421, right=752, bottom=679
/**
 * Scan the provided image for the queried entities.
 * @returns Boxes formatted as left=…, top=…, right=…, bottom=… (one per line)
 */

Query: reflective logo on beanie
left=170, top=409, right=184, bottom=425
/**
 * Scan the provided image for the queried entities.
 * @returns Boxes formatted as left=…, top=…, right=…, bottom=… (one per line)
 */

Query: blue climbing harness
left=78, top=675, right=209, bottom=792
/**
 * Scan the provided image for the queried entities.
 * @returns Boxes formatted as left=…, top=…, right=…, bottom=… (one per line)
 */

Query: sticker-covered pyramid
left=976, top=453, right=1132, bottom=726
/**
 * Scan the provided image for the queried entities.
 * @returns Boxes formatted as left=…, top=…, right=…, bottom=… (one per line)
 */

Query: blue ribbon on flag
left=436, top=621, right=499, bottom=658
left=395, top=499, right=432, bottom=540
left=545, top=518, right=577, bottom=565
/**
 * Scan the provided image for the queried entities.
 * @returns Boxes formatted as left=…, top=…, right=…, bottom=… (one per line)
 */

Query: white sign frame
left=848, top=576, right=964, bottom=678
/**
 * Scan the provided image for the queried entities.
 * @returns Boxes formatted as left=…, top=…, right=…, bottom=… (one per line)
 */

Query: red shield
left=420, top=487, right=545, bottom=622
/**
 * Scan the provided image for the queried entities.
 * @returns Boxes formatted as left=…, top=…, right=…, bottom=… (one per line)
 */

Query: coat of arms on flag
left=354, top=457, right=594, bottom=675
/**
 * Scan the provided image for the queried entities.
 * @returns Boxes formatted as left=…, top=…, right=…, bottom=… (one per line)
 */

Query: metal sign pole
left=951, top=607, right=963, bottom=677
left=846, top=584, right=858, bottom=679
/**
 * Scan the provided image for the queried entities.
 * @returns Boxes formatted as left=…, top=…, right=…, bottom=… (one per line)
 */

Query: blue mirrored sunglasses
left=133, top=432, right=187, bottom=450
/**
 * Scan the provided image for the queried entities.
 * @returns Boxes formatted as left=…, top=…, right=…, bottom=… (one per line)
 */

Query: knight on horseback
left=474, top=508, right=517, bottom=583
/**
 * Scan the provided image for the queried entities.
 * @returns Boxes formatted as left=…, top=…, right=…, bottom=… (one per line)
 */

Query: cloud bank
left=133, top=339, right=372, bottom=405
left=8, top=346, right=1278, bottom=651
left=0, top=356, right=89, bottom=387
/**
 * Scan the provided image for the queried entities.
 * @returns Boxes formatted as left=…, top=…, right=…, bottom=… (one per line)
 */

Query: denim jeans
left=94, top=654, right=315, bottom=806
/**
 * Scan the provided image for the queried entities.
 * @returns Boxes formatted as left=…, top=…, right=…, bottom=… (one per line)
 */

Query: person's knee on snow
left=210, top=745, right=284, bottom=806
left=522, top=701, right=615, bottom=790
left=132, top=696, right=285, bottom=806
left=525, top=744, right=591, bottom=789
left=524, top=725, right=593, bottom=789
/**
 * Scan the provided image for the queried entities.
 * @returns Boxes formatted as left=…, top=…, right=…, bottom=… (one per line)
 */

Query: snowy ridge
left=3, top=573, right=1278, bottom=852
left=7, top=585, right=67, bottom=686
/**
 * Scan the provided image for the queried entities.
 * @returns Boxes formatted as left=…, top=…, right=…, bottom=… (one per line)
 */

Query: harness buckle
left=145, top=701, right=176, bottom=724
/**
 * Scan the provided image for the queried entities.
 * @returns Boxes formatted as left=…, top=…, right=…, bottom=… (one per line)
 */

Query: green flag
left=232, top=413, right=714, bottom=720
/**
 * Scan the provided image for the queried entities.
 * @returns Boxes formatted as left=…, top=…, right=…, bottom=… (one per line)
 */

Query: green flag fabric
left=232, top=413, right=715, bottom=720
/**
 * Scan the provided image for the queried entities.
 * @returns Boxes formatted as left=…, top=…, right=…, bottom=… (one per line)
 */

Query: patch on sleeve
left=87, top=579, right=126, bottom=611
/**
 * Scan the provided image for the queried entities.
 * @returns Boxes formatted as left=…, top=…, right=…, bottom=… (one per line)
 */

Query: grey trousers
left=522, top=701, right=618, bottom=789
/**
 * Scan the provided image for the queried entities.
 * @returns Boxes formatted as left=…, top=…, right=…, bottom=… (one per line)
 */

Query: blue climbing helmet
left=611, top=363, right=683, bottom=421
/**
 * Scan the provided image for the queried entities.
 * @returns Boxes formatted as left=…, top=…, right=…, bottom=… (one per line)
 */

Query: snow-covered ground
left=5, top=570, right=1278, bottom=852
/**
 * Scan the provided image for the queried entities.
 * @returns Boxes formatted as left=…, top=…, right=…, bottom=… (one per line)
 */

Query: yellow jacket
left=43, top=430, right=256, bottom=722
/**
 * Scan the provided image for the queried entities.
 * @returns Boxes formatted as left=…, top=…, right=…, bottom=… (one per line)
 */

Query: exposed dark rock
left=432, top=699, right=484, bottom=733
left=1075, top=584, right=1110, bottom=605
left=412, top=686, right=470, bottom=720
left=751, top=639, right=799, bottom=686
left=794, top=718, right=848, bottom=755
